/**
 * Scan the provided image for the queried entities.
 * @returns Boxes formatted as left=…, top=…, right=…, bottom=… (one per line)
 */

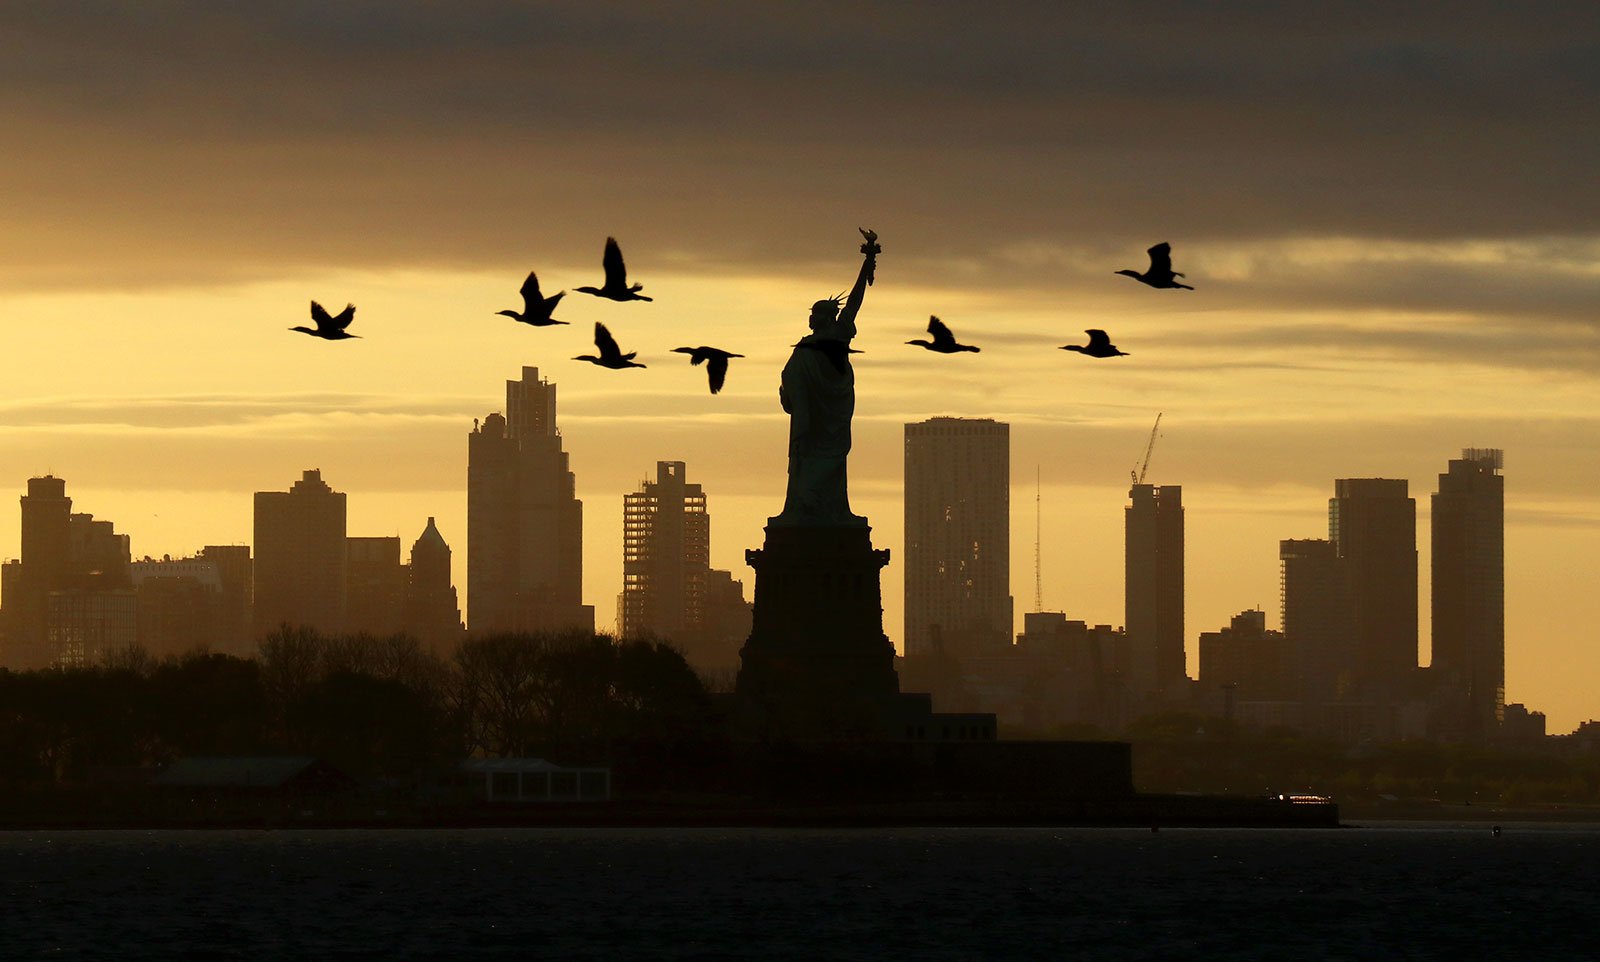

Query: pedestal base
left=735, top=525, right=899, bottom=740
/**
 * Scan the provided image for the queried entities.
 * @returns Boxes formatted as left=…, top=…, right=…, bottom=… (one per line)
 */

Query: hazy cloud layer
left=2, top=2, right=1597, bottom=307
left=7, top=391, right=1598, bottom=507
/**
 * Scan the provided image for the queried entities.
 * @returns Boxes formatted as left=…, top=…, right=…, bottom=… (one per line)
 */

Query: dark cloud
left=1193, top=245, right=1600, bottom=327
left=1160, top=318, right=1600, bottom=374
left=1, top=2, right=1597, bottom=296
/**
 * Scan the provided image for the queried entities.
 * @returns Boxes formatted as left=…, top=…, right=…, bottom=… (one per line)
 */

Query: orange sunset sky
left=2, top=4, right=1598, bottom=728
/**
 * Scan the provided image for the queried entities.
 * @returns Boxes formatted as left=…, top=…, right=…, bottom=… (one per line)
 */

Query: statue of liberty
left=771, top=229, right=880, bottom=527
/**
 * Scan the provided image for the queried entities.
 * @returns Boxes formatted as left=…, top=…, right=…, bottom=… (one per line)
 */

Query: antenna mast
left=1034, top=465, right=1043, bottom=612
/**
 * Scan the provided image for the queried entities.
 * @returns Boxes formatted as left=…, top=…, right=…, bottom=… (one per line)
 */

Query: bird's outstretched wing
left=1086, top=329, right=1112, bottom=349
left=594, top=322, right=623, bottom=360
left=928, top=315, right=956, bottom=349
left=519, top=272, right=546, bottom=312
left=798, top=339, right=859, bottom=375
left=310, top=300, right=332, bottom=327
left=708, top=355, right=729, bottom=394
left=330, top=304, right=356, bottom=330
left=602, top=237, right=626, bottom=287
left=1147, top=243, right=1174, bottom=277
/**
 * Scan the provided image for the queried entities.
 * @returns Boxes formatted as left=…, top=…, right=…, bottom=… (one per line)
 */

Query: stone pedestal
left=735, top=525, right=899, bottom=740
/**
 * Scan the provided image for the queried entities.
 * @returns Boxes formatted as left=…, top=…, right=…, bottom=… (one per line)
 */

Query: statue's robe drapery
left=772, top=316, right=864, bottom=527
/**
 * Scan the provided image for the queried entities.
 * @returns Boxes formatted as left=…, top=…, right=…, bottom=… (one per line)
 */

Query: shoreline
left=0, top=794, right=1341, bottom=831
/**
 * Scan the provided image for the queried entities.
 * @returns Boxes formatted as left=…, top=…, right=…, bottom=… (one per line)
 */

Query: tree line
left=1018, top=712, right=1600, bottom=809
left=0, top=627, right=716, bottom=784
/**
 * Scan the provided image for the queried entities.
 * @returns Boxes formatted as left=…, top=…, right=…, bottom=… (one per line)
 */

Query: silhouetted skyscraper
left=468, top=367, right=593, bottom=635
left=1126, top=483, right=1184, bottom=692
left=67, top=513, right=130, bottom=586
left=48, top=587, right=136, bottom=667
left=904, top=418, right=1012, bottom=660
left=615, top=463, right=749, bottom=675
left=22, top=476, right=72, bottom=591
left=1330, top=478, right=1417, bottom=688
left=3, top=477, right=73, bottom=666
left=130, top=556, right=225, bottom=659
left=2, top=477, right=135, bottom=668
left=698, top=567, right=753, bottom=679
left=403, top=517, right=464, bottom=656
left=199, top=545, right=254, bottom=655
left=1198, top=609, right=1287, bottom=699
left=1279, top=538, right=1352, bottom=703
left=621, top=462, right=709, bottom=642
left=1432, top=448, right=1505, bottom=737
left=253, top=469, right=347, bottom=636
left=346, top=536, right=404, bottom=636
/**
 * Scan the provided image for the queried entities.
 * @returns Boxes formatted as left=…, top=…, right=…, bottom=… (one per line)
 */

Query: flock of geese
left=291, top=236, right=1194, bottom=394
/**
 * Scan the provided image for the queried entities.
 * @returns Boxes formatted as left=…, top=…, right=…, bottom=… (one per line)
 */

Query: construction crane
left=1034, top=465, right=1042, bottom=613
left=1130, top=413, right=1163, bottom=486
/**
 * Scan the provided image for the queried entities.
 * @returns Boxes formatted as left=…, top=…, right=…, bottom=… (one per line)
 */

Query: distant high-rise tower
left=1126, top=483, right=1184, bottom=692
left=903, top=418, right=1012, bottom=660
left=1431, top=449, right=1505, bottom=736
left=346, top=536, right=404, bottom=636
left=1329, top=478, right=1417, bottom=688
left=403, top=517, right=464, bottom=655
left=253, top=469, right=347, bottom=636
left=1197, top=609, right=1287, bottom=699
left=22, top=476, right=72, bottom=592
left=199, top=545, right=254, bottom=656
left=130, top=556, right=225, bottom=659
left=2, top=477, right=135, bottom=668
left=1279, top=538, right=1352, bottom=703
left=621, top=462, right=709, bottom=642
left=468, top=367, right=593, bottom=635
left=4, top=477, right=74, bottom=666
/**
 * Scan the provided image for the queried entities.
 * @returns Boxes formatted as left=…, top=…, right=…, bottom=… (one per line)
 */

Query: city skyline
left=0, top=414, right=1549, bottom=725
left=1, top=6, right=1597, bottom=729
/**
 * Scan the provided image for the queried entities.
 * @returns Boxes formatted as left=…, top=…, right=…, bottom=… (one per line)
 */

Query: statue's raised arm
left=771, top=229, right=881, bottom=527
left=831, top=228, right=881, bottom=342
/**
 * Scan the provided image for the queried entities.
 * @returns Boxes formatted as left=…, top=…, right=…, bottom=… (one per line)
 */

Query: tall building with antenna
left=903, top=418, right=1013, bottom=660
left=467, top=367, right=594, bottom=636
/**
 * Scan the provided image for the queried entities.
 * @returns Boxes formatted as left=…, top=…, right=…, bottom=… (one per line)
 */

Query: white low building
left=457, top=758, right=611, bottom=803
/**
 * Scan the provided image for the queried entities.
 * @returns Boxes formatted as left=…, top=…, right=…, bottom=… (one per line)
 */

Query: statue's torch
left=859, top=228, right=881, bottom=286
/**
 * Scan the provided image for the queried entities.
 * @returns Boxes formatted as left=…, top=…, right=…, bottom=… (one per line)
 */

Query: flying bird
left=1115, top=242, right=1194, bottom=290
left=574, top=322, right=646, bottom=369
left=575, top=237, right=652, bottom=302
left=497, top=271, right=566, bottom=326
left=1061, top=329, right=1129, bottom=358
left=672, top=346, right=744, bottom=394
left=291, top=301, right=359, bottom=340
left=795, top=339, right=863, bottom=375
left=906, top=315, right=980, bottom=354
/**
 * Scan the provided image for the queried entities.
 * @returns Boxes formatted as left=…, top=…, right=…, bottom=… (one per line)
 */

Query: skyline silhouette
left=6, top=8, right=1599, bottom=960
left=1, top=6, right=1596, bottom=732
left=0, top=407, right=1545, bottom=731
